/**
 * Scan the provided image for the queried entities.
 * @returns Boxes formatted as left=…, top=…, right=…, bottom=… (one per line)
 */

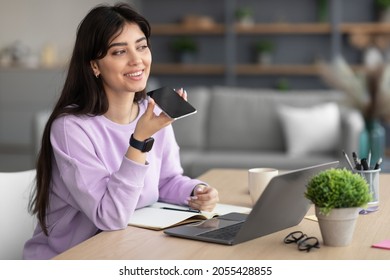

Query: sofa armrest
left=32, top=110, right=51, bottom=155
left=339, top=107, right=365, bottom=156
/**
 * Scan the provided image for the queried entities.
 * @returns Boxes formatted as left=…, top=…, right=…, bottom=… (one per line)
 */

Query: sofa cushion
left=172, top=87, right=210, bottom=150
left=207, top=86, right=345, bottom=151
left=208, top=87, right=285, bottom=151
left=277, top=102, right=341, bottom=155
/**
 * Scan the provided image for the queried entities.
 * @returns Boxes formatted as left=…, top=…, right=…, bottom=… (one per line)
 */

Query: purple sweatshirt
left=23, top=100, right=204, bottom=259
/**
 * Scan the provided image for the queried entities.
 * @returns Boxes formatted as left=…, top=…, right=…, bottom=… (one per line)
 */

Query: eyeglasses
left=284, top=231, right=320, bottom=252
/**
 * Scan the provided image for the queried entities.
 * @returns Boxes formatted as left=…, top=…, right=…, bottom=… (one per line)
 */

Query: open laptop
left=164, top=161, right=339, bottom=245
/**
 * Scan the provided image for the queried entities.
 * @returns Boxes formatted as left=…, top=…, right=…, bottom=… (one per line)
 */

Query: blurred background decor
left=234, top=6, right=254, bottom=26
left=316, top=0, right=328, bottom=22
left=171, top=36, right=198, bottom=64
left=318, top=54, right=390, bottom=165
left=181, top=14, right=216, bottom=29
left=254, top=40, right=275, bottom=65
left=375, top=0, right=390, bottom=22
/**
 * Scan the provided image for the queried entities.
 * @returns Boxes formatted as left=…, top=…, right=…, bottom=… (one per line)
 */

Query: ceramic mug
left=248, top=168, right=278, bottom=205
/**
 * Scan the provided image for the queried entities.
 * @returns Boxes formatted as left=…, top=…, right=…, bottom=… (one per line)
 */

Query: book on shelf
left=128, top=201, right=252, bottom=230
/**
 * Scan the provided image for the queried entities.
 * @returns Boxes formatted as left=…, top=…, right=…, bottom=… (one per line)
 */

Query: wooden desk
left=54, top=169, right=390, bottom=259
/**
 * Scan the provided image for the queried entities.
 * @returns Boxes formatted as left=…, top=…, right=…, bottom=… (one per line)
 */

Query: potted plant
left=305, top=168, right=371, bottom=246
left=171, top=36, right=198, bottom=64
left=375, top=0, right=390, bottom=21
left=254, top=40, right=275, bottom=65
left=235, top=7, right=254, bottom=26
left=317, top=0, right=328, bottom=22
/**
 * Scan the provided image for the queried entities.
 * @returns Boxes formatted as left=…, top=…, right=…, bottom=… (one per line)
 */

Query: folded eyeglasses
left=284, top=231, right=320, bottom=252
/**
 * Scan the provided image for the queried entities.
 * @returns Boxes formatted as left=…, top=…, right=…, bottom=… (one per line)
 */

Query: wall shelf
left=152, top=63, right=225, bottom=75
left=141, top=0, right=383, bottom=88
left=340, top=23, right=390, bottom=34
left=152, top=22, right=390, bottom=36
left=151, top=24, right=225, bottom=35
left=235, top=64, right=321, bottom=76
left=152, top=63, right=321, bottom=76
left=235, top=23, right=332, bottom=34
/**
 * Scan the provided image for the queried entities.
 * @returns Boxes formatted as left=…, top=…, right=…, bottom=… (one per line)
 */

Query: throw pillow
left=277, top=102, right=341, bottom=155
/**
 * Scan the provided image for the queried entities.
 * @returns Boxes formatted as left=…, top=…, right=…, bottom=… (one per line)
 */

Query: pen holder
left=354, top=168, right=381, bottom=208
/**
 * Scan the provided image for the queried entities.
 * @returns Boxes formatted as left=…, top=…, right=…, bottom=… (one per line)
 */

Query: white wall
left=0, top=0, right=136, bottom=65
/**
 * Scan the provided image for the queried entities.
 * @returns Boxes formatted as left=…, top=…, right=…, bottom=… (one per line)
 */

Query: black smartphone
left=147, top=87, right=197, bottom=120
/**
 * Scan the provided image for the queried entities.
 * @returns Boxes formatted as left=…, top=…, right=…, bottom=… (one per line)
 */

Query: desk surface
left=54, top=169, right=390, bottom=259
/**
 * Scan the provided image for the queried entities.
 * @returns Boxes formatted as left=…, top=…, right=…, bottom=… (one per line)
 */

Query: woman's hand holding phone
left=146, top=86, right=197, bottom=120
left=176, top=87, right=188, bottom=101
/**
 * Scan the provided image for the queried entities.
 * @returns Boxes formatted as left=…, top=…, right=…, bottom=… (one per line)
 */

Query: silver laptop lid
left=234, top=161, right=339, bottom=244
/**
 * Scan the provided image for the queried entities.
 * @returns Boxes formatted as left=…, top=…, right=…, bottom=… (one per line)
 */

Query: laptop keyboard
left=198, top=222, right=244, bottom=241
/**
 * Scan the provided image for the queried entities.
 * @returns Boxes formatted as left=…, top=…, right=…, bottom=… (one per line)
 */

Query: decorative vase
left=359, top=119, right=385, bottom=167
left=315, top=206, right=359, bottom=247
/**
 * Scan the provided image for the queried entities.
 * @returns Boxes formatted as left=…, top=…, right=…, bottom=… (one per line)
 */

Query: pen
left=367, top=150, right=372, bottom=169
left=161, top=207, right=200, bottom=213
left=374, top=157, right=382, bottom=170
left=352, top=152, right=361, bottom=170
left=342, top=150, right=354, bottom=170
left=361, top=158, right=369, bottom=170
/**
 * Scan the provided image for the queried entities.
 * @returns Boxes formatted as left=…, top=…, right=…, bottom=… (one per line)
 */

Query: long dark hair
left=29, top=3, right=151, bottom=235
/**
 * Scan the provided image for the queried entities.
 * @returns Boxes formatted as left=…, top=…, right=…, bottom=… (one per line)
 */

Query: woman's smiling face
left=91, top=22, right=152, bottom=97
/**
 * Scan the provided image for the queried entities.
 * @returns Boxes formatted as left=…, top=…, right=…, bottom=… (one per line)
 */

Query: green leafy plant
left=305, top=168, right=371, bottom=215
left=235, top=7, right=253, bottom=20
left=276, top=78, right=290, bottom=91
left=317, top=0, right=328, bottom=22
left=376, top=0, right=390, bottom=9
left=255, top=40, right=275, bottom=54
left=171, top=36, right=198, bottom=53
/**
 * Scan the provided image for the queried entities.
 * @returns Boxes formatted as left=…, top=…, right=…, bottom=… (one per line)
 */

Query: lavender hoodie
left=23, top=100, right=204, bottom=259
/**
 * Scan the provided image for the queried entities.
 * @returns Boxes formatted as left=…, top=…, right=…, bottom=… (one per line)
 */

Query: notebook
left=128, top=202, right=251, bottom=230
left=164, top=161, right=339, bottom=245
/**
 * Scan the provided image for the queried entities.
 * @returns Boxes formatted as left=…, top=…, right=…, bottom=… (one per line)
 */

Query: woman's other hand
left=188, top=184, right=219, bottom=212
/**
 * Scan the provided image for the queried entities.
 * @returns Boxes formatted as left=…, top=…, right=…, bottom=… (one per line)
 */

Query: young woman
left=23, top=3, right=218, bottom=259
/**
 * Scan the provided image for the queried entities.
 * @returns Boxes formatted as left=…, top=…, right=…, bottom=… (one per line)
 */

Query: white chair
left=0, top=169, right=37, bottom=259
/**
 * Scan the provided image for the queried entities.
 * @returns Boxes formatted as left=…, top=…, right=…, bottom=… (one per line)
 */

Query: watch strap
left=129, top=134, right=154, bottom=152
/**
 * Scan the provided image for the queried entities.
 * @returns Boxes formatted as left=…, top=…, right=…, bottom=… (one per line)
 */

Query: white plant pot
left=315, top=206, right=359, bottom=247
left=237, top=17, right=254, bottom=27
left=380, top=8, right=390, bottom=22
left=257, top=52, right=273, bottom=65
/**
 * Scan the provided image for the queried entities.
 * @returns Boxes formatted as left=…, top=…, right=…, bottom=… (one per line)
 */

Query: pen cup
left=354, top=168, right=381, bottom=208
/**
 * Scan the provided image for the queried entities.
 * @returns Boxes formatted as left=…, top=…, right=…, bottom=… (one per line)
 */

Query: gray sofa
left=33, top=86, right=364, bottom=178
left=172, top=86, right=364, bottom=177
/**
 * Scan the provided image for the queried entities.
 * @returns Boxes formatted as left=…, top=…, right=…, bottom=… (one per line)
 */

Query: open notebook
left=128, top=202, right=252, bottom=230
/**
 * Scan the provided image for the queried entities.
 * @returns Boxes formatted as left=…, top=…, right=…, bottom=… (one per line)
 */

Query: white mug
left=248, top=168, right=278, bottom=205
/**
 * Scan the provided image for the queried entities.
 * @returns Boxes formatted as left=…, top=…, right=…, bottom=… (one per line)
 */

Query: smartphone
left=147, top=87, right=197, bottom=120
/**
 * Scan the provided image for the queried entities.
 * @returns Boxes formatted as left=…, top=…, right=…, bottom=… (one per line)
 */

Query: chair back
left=0, top=169, right=36, bottom=259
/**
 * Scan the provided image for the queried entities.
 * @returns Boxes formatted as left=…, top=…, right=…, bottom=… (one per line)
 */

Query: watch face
left=130, top=134, right=155, bottom=152
left=143, top=137, right=154, bottom=152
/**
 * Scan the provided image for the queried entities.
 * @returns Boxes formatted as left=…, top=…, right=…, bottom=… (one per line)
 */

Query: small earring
left=95, top=73, right=100, bottom=79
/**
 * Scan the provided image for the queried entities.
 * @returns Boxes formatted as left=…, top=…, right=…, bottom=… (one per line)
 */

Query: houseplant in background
left=305, top=168, right=371, bottom=246
left=254, top=40, right=275, bottom=65
left=171, top=36, right=198, bottom=64
left=317, top=0, right=328, bottom=22
left=235, top=6, right=254, bottom=26
left=375, top=0, right=390, bottom=22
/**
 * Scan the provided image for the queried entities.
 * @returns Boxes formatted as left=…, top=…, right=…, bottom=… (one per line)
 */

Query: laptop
left=164, top=161, right=339, bottom=245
